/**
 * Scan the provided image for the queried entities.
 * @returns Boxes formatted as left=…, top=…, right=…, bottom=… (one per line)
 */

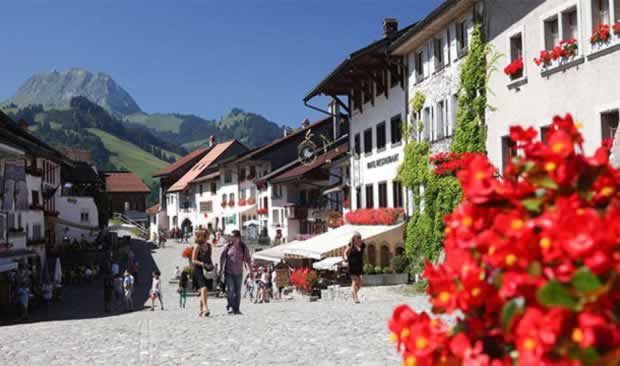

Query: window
left=390, top=63, right=400, bottom=88
left=434, top=37, right=444, bottom=70
left=200, top=201, right=213, bottom=213
left=352, top=88, right=362, bottom=111
left=376, top=71, right=385, bottom=96
left=250, top=187, right=256, bottom=199
left=32, top=223, right=42, bottom=241
left=376, top=122, right=386, bottom=150
left=354, top=133, right=361, bottom=155
left=363, top=128, right=373, bottom=154
left=451, top=94, right=458, bottom=133
left=616, top=0, right=620, bottom=23
left=456, top=20, right=468, bottom=56
left=224, top=170, right=232, bottom=183
left=356, top=187, right=362, bottom=210
left=544, top=16, right=560, bottom=50
left=365, top=185, right=374, bottom=209
left=423, top=107, right=431, bottom=141
left=392, top=181, right=403, bottom=208
left=540, top=125, right=551, bottom=143
left=592, top=0, right=610, bottom=27
left=601, top=110, right=620, bottom=141
left=378, top=182, right=387, bottom=208
left=31, top=191, right=39, bottom=206
left=362, top=81, right=372, bottom=104
left=415, top=51, right=424, bottom=79
left=501, top=136, right=518, bottom=171
left=80, top=211, right=89, bottom=223
left=390, top=115, right=402, bottom=144
left=249, top=166, right=256, bottom=178
left=436, top=101, right=445, bottom=140
left=273, top=184, right=282, bottom=198
left=199, top=184, right=203, bottom=195
left=222, top=194, right=227, bottom=204
left=272, top=209, right=281, bottom=225
left=230, top=193, right=235, bottom=203
left=210, top=182, right=217, bottom=194
left=509, top=33, right=524, bottom=80
left=263, top=197, right=269, bottom=210
left=240, top=189, right=246, bottom=200
left=239, top=168, right=246, bottom=181
left=299, top=190, right=307, bottom=206
left=562, top=7, right=578, bottom=41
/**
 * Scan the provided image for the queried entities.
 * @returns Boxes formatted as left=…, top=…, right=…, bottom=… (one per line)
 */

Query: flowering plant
left=558, top=39, right=578, bottom=57
left=181, top=247, right=193, bottom=259
left=238, top=198, right=247, bottom=206
left=247, top=197, right=256, bottom=205
left=430, top=152, right=486, bottom=176
left=345, top=208, right=404, bottom=225
left=533, top=50, right=552, bottom=66
left=290, top=268, right=318, bottom=293
left=503, top=57, right=523, bottom=77
left=614, top=22, right=620, bottom=35
left=389, top=114, right=620, bottom=366
left=257, top=208, right=268, bottom=215
left=591, top=23, right=611, bottom=43
left=228, top=200, right=235, bottom=207
left=220, top=201, right=227, bottom=208
left=343, top=198, right=350, bottom=208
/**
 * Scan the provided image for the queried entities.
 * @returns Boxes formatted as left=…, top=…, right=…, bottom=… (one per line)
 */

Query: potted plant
left=533, top=49, right=552, bottom=67
left=591, top=23, right=611, bottom=45
left=503, top=57, right=523, bottom=78
left=220, top=201, right=227, bottom=208
left=228, top=200, right=235, bottom=207
left=238, top=198, right=246, bottom=206
left=247, top=197, right=256, bottom=205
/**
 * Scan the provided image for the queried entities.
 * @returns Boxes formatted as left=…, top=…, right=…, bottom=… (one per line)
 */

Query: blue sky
left=1, top=0, right=443, bottom=126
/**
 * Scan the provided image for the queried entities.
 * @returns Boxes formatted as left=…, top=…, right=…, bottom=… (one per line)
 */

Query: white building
left=486, top=0, right=620, bottom=170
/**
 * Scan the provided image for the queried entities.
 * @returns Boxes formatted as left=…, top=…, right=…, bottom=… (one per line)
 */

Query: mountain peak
left=5, top=68, right=142, bottom=117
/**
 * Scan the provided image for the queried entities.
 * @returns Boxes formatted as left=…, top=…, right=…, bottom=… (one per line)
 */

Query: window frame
left=390, top=114, right=403, bottom=145
left=392, top=181, right=403, bottom=208
left=365, top=184, right=374, bottom=209
left=456, top=19, right=469, bottom=57
left=376, top=122, right=387, bottom=151
left=508, top=30, right=525, bottom=81
left=378, top=182, right=388, bottom=208
left=601, top=109, right=620, bottom=141
left=363, top=128, right=373, bottom=155
left=501, top=135, right=518, bottom=172
left=433, top=36, right=445, bottom=71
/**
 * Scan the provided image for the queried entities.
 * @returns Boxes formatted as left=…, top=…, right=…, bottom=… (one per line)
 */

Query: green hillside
left=125, top=113, right=184, bottom=133
left=87, top=128, right=166, bottom=186
left=182, top=137, right=212, bottom=150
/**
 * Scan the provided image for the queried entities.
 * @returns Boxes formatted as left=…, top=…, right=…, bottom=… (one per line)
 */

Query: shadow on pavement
left=1, top=237, right=162, bottom=326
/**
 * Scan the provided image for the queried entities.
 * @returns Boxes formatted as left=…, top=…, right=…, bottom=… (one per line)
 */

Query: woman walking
left=344, top=231, right=365, bottom=304
left=191, top=230, right=213, bottom=317
left=150, top=271, right=164, bottom=311
left=178, top=270, right=189, bottom=308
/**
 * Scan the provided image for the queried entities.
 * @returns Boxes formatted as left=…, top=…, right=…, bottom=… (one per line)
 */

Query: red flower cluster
left=430, top=152, right=486, bottom=176
left=613, top=22, right=620, bottom=35
left=389, top=114, right=620, bottom=365
left=290, top=268, right=311, bottom=290
left=228, top=200, right=235, bottom=207
left=247, top=197, right=256, bottom=205
left=534, top=40, right=578, bottom=67
left=221, top=201, right=227, bottom=208
left=345, top=208, right=404, bottom=225
left=591, top=24, right=611, bottom=43
left=238, top=198, right=247, bottom=206
left=181, top=247, right=193, bottom=259
left=503, top=57, right=523, bottom=77
left=343, top=198, right=350, bottom=208
left=257, top=208, right=268, bottom=215
left=534, top=50, right=551, bottom=66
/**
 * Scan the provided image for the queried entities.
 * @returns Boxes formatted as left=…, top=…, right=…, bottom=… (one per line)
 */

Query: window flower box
left=503, top=57, right=523, bottom=78
left=220, top=202, right=227, bottom=208
left=238, top=199, right=247, bottom=206
left=247, top=197, right=256, bottom=205
left=228, top=200, right=235, bottom=207
left=614, top=22, right=620, bottom=35
left=534, top=39, right=579, bottom=71
left=257, top=208, right=268, bottom=215
left=591, top=23, right=611, bottom=44
left=344, top=208, right=404, bottom=226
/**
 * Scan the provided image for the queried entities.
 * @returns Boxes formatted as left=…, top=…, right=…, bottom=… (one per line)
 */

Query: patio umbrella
left=53, top=258, right=62, bottom=285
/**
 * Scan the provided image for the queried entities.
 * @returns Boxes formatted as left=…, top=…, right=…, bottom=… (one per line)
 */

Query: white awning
left=312, top=256, right=344, bottom=271
left=283, top=223, right=405, bottom=260
left=238, top=204, right=257, bottom=214
left=252, top=242, right=298, bottom=263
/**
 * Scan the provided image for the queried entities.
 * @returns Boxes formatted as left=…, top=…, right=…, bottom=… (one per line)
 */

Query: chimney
left=209, top=135, right=216, bottom=147
left=328, top=99, right=340, bottom=139
left=18, top=119, right=29, bottom=130
left=301, top=118, right=311, bottom=129
left=383, top=18, right=398, bottom=38
left=283, top=127, right=292, bottom=137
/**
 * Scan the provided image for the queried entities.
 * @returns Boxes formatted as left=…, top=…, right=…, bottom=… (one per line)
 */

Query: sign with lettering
left=367, top=154, right=399, bottom=169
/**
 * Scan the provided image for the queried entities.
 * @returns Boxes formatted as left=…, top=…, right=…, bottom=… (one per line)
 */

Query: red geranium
left=181, top=247, right=193, bottom=259
left=389, top=114, right=620, bottom=365
left=238, top=198, right=247, bottom=206
left=344, top=208, right=404, bottom=225
left=591, top=23, right=611, bottom=43
left=614, top=22, right=620, bottom=35
left=257, top=208, right=268, bottom=215
left=534, top=50, right=551, bottom=66
left=503, top=57, right=523, bottom=77
left=247, top=197, right=256, bottom=205
left=220, top=201, right=227, bottom=208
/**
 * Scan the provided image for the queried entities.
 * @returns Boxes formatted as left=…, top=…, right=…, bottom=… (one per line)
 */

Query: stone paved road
left=0, top=235, right=431, bottom=366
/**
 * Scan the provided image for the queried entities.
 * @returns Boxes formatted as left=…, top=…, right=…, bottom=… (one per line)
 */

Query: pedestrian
left=123, top=270, right=135, bottom=311
left=113, top=273, right=123, bottom=310
left=103, top=274, right=113, bottom=312
left=149, top=271, right=164, bottom=311
left=242, top=273, right=254, bottom=300
left=219, top=230, right=253, bottom=315
left=343, top=231, right=366, bottom=304
left=258, top=267, right=270, bottom=303
left=191, top=229, right=213, bottom=317
left=178, top=270, right=189, bottom=308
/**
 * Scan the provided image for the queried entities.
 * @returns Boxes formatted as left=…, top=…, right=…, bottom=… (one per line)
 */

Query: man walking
left=219, top=230, right=252, bottom=315
left=123, top=270, right=135, bottom=312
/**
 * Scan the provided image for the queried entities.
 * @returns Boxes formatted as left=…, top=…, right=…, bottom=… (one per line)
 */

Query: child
left=243, top=273, right=254, bottom=300
left=150, top=271, right=164, bottom=311
left=178, top=271, right=188, bottom=308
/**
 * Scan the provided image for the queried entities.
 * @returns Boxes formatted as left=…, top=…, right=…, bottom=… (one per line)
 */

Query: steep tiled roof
left=153, top=147, right=210, bottom=177
left=168, top=140, right=237, bottom=192
left=270, top=143, right=348, bottom=184
left=146, top=203, right=160, bottom=215
left=105, top=172, right=151, bottom=193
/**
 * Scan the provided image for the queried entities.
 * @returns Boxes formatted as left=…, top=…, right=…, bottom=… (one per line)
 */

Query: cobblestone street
left=0, top=236, right=431, bottom=366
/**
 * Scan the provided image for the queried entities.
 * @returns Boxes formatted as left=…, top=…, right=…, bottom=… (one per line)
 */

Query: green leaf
left=528, top=261, right=542, bottom=276
left=529, top=174, right=559, bottom=190
left=500, top=297, right=525, bottom=330
left=522, top=198, right=543, bottom=213
left=580, top=347, right=600, bottom=365
left=572, top=267, right=602, bottom=293
left=537, top=280, right=578, bottom=309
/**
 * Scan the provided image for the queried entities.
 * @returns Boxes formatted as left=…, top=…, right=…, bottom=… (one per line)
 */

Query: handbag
left=202, top=264, right=217, bottom=280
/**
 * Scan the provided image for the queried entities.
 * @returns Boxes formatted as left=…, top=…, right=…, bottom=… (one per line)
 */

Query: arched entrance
left=380, top=244, right=391, bottom=269
left=395, top=246, right=405, bottom=256
left=366, top=243, right=377, bottom=266
left=181, top=218, right=193, bottom=235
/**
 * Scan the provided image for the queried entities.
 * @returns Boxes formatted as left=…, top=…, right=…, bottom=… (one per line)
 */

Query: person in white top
left=150, top=271, right=164, bottom=311
left=173, top=266, right=181, bottom=280
left=123, top=270, right=135, bottom=311
left=271, top=269, right=278, bottom=300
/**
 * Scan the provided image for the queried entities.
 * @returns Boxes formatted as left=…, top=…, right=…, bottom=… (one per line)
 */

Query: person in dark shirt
left=344, top=231, right=366, bottom=304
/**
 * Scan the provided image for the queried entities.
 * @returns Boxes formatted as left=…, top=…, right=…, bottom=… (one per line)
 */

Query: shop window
left=562, top=7, right=579, bottom=41
left=544, top=16, right=560, bottom=51
left=434, top=37, right=444, bottom=70
left=354, top=133, right=361, bottom=155
left=376, top=122, right=386, bottom=150
left=601, top=110, right=620, bottom=141
left=390, top=114, right=402, bottom=144
left=378, top=182, right=388, bottom=208
left=356, top=187, right=362, bottom=210
left=456, top=20, right=468, bottom=56
left=365, top=185, right=374, bottom=209
left=392, top=181, right=403, bottom=208
left=363, top=128, right=373, bottom=154
left=509, top=33, right=524, bottom=80
left=502, top=136, right=518, bottom=171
